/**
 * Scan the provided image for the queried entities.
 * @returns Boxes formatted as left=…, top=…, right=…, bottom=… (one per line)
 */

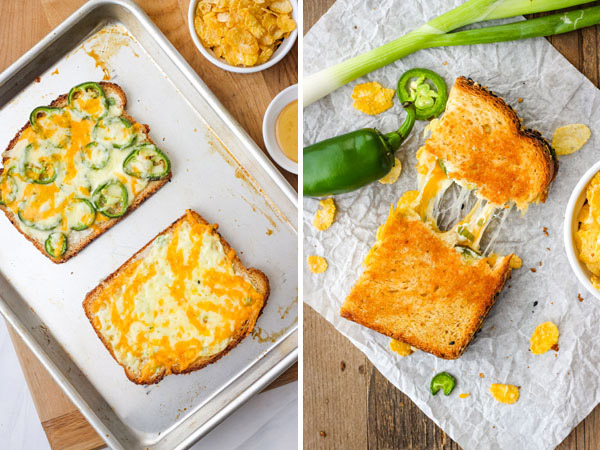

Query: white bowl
left=564, top=160, right=600, bottom=300
left=262, top=84, right=298, bottom=174
left=187, top=0, right=298, bottom=74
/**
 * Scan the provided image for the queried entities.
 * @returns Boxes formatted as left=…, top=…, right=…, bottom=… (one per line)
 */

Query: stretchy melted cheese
left=85, top=210, right=266, bottom=384
left=411, top=145, right=499, bottom=253
left=0, top=82, right=170, bottom=261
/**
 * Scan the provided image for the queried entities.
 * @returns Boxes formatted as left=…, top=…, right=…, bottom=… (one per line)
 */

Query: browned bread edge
left=456, top=77, right=558, bottom=203
left=0, top=82, right=172, bottom=264
left=82, top=209, right=270, bottom=385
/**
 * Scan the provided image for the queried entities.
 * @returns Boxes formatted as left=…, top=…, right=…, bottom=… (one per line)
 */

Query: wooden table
left=1, top=1, right=297, bottom=449
left=303, top=2, right=600, bottom=449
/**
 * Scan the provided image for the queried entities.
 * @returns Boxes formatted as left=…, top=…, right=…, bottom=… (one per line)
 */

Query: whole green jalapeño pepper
left=303, top=102, right=416, bottom=197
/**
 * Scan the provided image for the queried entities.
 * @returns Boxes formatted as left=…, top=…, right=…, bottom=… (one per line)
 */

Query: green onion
left=423, top=6, right=600, bottom=48
left=457, top=225, right=475, bottom=241
left=304, top=0, right=598, bottom=106
left=438, top=159, right=448, bottom=176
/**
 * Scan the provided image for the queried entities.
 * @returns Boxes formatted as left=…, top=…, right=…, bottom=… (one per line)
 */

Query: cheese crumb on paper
left=308, top=255, right=328, bottom=274
left=352, top=82, right=395, bottom=115
left=459, top=393, right=470, bottom=399
left=509, top=255, right=522, bottom=269
left=379, top=157, right=402, bottom=184
left=530, top=321, right=559, bottom=354
left=313, top=198, right=336, bottom=231
left=489, top=384, right=520, bottom=404
left=552, top=124, right=591, bottom=155
left=389, top=339, right=413, bottom=356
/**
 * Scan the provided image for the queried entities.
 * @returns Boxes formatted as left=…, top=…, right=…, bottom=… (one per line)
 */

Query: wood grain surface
left=1, top=0, right=298, bottom=449
left=303, top=1, right=600, bottom=449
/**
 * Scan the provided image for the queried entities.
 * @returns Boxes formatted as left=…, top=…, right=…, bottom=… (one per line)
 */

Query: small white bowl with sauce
left=564, top=160, right=600, bottom=301
left=263, top=84, right=298, bottom=174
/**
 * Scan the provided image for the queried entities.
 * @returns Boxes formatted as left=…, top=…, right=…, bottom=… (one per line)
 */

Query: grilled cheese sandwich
left=342, top=77, right=557, bottom=359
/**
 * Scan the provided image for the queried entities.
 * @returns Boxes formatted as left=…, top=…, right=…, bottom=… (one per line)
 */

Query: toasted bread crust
left=425, top=77, right=558, bottom=206
left=341, top=214, right=512, bottom=359
left=83, top=210, right=269, bottom=385
left=0, top=82, right=172, bottom=263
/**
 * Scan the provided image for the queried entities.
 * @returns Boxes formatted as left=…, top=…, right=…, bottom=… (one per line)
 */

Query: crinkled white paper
left=303, top=1, right=600, bottom=449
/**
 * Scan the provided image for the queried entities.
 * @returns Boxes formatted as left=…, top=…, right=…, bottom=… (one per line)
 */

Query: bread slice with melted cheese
left=341, top=200, right=512, bottom=359
left=83, top=209, right=269, bottom=385
left=341, top=77, right=557, bottom=359
left=423, top=77, right=557, bottom=209
left=0, top=82, right=171, bottom=263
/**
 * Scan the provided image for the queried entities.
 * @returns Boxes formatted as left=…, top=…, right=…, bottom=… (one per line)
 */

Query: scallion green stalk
left=423, top=6, right=600, bottom=48
left=304, top=0, right=596, bottom=106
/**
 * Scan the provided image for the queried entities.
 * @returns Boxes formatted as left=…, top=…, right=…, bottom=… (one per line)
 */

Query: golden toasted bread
left=83, top=210, right=269, bottom=385
left=423, top=77, right=557, bottom=208
left=341, top=207, right=512, bottom=359
left=0, top=82, right=171, bottom=263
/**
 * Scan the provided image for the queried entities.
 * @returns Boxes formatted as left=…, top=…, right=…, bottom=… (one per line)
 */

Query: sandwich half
left=341, top=77, right=558, bottom=359
left=423, top=77, right=557, bottom=208
left=84, top=210, right=269, bottom=384
left=341, top=193, right=512, bottom=359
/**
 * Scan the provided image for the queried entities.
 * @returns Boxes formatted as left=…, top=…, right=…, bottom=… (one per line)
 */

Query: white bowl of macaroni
left=564, top=160, right=600, bottom=300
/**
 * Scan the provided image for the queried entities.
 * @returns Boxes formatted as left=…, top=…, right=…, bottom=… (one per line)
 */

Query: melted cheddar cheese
left=0, top=83, right=162, bottom=257
left=89, top=210, right=263, bottom=381
left=363, top=147, right=506, bottom=272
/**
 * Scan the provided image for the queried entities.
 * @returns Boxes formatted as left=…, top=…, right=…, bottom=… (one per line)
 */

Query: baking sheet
left=0, top=2, right=297, bottom=449
left=303, top=1, right=600, bottom=448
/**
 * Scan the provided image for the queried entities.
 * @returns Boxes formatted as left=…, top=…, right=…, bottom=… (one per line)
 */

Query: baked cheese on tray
left=84, top=209, right=269, bottom=385
left=0, top=81, right=171, bottom=263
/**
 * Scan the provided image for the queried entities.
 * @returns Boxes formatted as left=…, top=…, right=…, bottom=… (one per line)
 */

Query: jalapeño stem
left=384, top=102, right=416, bottom=151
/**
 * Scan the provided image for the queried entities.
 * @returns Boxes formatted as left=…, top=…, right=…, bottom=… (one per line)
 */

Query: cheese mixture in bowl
left=575, top=172, right=600, bottom=289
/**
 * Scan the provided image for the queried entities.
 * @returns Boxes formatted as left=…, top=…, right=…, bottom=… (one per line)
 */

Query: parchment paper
left=303, top=1, right=600, bottom=449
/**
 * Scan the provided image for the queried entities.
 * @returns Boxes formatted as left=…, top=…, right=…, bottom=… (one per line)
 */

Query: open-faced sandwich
left=0, top=81, right=171, bottom=263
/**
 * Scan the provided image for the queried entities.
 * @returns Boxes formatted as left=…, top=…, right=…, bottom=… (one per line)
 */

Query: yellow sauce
left=275, top=99, right=298, bottom=163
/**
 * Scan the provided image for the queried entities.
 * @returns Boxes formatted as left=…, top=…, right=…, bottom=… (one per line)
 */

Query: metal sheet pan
left=0, top=1, right=298, bottom=449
